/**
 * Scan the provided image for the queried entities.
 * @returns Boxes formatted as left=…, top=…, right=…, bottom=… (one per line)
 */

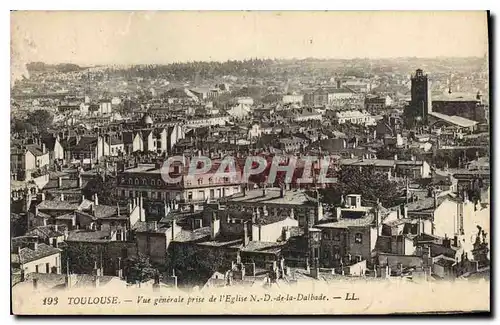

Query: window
left=354, top=233, right=363, bottom=244
left=151, top=179, right=156, bottom=186
left=197, top=178, right=203, bottom=185
left=142, top=179, right=147, bottom=185
left=128, top=178, right=132, bottom=185
left=135, top=178, right=139, bottom=185
left=121, top=190, right=125, bottom=197
left=188, top=192, right=193, bottom=201
left=209, top=178, right=213, bottom=185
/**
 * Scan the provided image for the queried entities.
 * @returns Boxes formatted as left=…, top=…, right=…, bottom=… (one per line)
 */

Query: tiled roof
left=37, top=200, right=80, bottom=211
left=236, top=241, right=284, bottom=254
left=66, top=230, right=112, bottom=243
left=25, top=144, right=45, bottom=157
left=13, top=243, right=61, bottom=264
left=174, top=227, right=211, bottom=242
left=26, top=225, right=66, bottom=239
left=133, top=221, right=170, bottom=234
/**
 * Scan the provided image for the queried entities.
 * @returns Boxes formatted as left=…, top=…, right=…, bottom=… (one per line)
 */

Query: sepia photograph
left=9, top=10, right=491, bottom=315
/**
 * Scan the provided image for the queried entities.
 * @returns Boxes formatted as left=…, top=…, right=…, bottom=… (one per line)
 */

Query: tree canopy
left=125, top=254, right=159, bottom=284
left=317, top=166, right=402, bottom=207
left=26, top=110, right=54, bottom=133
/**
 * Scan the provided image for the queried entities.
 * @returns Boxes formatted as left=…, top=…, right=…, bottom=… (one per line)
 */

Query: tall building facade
left=410, top=69, right=432, bottom=124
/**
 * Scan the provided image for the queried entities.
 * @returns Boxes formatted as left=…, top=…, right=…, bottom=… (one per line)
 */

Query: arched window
left=142, top=179, right=147, bottom=185
left=128, top=178, right=132, bottom=185
left=151, top=179, right=156, bottom=186
left=354, top=233, right=363, bottom=244
left=135, top=178, right=139, bottom=185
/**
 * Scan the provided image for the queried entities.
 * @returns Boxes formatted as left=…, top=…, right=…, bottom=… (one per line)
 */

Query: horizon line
left=28, top=55, right=488, bottom=68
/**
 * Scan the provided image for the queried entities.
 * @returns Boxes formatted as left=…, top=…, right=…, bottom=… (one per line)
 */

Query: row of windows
left=120, top=186, right=240, bottom=201
left=121, top=176, right=235, bottom=187
left=323, top=232, right=363, bottom=244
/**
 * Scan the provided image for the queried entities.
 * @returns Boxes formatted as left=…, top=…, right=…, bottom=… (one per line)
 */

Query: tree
left=125, top=254, right=159, bottom=284
left=26, top=110, right=54, bottom=133
left=82, top=176, right=119, bottom=205
left=11, top=213, right=27, bottom=237
left=65, top=243, right=102, bottom=274
left=317, top=166, right=402, bottom=207
left=11, top=118, right=34, bottom=134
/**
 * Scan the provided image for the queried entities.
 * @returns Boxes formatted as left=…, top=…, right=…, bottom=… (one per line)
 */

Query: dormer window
left=354, top=233, right=363, bottom=244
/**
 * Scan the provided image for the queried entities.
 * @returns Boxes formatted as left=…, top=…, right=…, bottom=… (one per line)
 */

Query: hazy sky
left=11, top=11, right=488, bottom=67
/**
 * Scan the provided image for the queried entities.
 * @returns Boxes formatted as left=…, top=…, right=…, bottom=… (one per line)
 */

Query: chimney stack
left=210, top=213, right=220, bottom=240
left=42, top=143, right=46, bottom=154
left=243, top=222, right=250, bottom=247
left=93, top=275, right=100, bottom=288
left=58, top=177, right=63, bottom=189
left=93, top=193, right=99, bottom=206
left=139, top=195, right=145, bottom=222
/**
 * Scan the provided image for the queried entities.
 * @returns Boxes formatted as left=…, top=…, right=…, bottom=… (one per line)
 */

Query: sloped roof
left=429, top=112, right=478, bottom=128
left=13, top=243, right=61, bottom=264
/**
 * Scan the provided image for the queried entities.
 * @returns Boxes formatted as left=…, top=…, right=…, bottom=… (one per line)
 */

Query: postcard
left=10, top=10, right=490, bottom=315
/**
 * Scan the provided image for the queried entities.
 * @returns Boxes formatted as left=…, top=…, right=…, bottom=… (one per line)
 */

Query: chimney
left=139, top=195, right=145, bottom=222
left=262, top=184, right=267, bottom=197
left=443, top=235, right=451, bottom=248
left=335, top=206, right=342, bottom=221
left=393, top=154, right=398, bottom=161
left=93, top=193, right=99, bottom=206
left=433, top=190, right=438, bottom=209
left=60, top=193, right=65, bottom=201
left=117, top=258, right=123, bottom=279
left=93, top=275, right=100, bottom=288
left=169, top=270, right=178, bottom=288
left=210, top=213, right=220, bottom=240
left=58, top=177, right=63, bottom=188
left=243, top=222, right=249, bottom=247
left=42, top=143, right=46, bottom=154
left=29, top=242, right=38, bottom=251
left=153, top=272, right=161, bottom=291
left=310, top=257, right=319, bottom=279
left=77, top=174, right=82, bottom=188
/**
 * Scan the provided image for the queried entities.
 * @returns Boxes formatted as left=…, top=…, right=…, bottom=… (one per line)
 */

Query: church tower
left=410, top=69, right=432, bottom=124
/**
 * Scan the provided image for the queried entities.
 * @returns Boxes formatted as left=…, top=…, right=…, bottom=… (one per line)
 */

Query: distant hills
left=26, top=62, right=83, bottom=73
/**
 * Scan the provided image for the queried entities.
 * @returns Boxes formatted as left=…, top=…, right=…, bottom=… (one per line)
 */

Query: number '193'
left=42, top=297, right=58, bottom=305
